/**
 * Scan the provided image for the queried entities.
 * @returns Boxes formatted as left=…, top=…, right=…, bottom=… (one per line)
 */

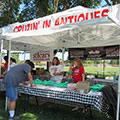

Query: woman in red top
left=70, top=58, right=85, bottom=83
left=70, top=58, right=85, bottom=111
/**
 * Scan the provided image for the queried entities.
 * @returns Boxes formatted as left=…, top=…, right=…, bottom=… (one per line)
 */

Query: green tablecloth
left=33, top=78, right=68, bottom=88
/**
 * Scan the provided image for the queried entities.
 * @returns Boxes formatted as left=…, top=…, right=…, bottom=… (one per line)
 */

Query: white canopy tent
left=0, top=4, right=120, bottom=120
left=3, top=40, right=52, bottom=51
left=0, top=5, right=120, bottom=49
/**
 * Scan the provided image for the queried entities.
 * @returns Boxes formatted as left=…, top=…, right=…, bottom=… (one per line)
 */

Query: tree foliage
left=0, top=0, right=22, bottom=27
left=11, top=52, right=19, bottom=63
left=0, top=0, right=120, bottom=27
left=104, top=0, right=119, bottom=6
left=19, top=0, right=102, bottom=22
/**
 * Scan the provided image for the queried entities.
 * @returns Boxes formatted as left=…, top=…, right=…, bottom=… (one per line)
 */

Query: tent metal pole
left=116, top=45, right=120, bottom=120
left=24, top=51, right=26, bottom=60
left=103, top=60, right=105, bottom=77
left=0, top=39, right=1, bottom=76
left=5, top=40, right=11, bottom=111
left=8, top=40, right=11, bottom=71
left=0, top=39, right=3, bottom=76
left=62, top=47, right=64, bottom=65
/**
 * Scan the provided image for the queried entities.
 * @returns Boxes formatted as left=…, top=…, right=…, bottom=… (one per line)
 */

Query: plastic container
left=67, top=83, right=76, bottom=90
left=66, top=72, right=73, bottom=79
left=113, top=75, right=117, bottom=82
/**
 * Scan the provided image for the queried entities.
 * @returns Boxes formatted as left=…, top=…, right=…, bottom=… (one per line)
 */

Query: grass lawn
left=35, top=65, right=119, bottom=79
left=0, top=92, right=111, bottom=120
left=64, top=66, right=119, bottom=77
left=35, top=65, right=119, bottom=76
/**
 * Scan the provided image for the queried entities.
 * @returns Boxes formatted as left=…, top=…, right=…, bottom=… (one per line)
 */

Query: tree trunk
left=53, top=0, right=59, bottom=13
left=63, top=1, right=70, bottom=10
left=104, top=0, right=112, bottom=6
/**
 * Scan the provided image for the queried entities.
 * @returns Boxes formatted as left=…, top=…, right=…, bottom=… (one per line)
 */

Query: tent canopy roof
left=1, top=4, right=120, bottom=50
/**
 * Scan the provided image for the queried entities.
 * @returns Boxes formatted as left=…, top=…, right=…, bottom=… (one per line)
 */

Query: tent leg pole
left=62, top=47, right=65, bottom=65
left=116, top=45, right=120, bottom=120
left=5, top=97, right=8, bottom=111
left=24, top=51, right=26, bottom=60
left=5, top=40, right=11, bottom=111
left=8, top=40, right=11, bottom=71
left=0, top=39, right=3, bottom=76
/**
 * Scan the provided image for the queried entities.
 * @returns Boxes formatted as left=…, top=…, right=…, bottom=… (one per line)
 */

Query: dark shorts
left=6, top=87, right=18, bottom=101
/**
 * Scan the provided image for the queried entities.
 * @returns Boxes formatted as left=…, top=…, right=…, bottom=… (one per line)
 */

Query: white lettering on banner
left=31, top=51, right=51, bottom=62
left=13, top=8, right=109, bottom=33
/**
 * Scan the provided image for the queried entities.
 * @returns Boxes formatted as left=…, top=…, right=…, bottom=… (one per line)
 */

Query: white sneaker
left=14, top=115, right=22, bottom=119
left=8, top=115, right=21, bottom=120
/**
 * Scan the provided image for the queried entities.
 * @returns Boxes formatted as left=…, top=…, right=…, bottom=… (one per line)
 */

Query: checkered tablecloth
left=18, top=84, right=108, bottom=114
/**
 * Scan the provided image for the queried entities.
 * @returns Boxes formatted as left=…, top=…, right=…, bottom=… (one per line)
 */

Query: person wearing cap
left=3, top=61, right=35, bottom=120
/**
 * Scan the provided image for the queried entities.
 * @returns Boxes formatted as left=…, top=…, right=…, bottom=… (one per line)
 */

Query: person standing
left=70, top=58, right=85, bottom=111
left=70, top=58, right=85, bottom=83
left=49, top=57, right=64, bottom=83
left=2, top=58, right=17, bottom=75
left=3, top=61, right=35, bottom=120
left=2, top=56, right=8, bottom=74
left=10, top=58, right=17, bottom=68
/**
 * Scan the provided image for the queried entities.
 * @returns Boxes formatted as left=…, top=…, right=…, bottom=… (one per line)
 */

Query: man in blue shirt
left=3, top=61, right=35, bottom=120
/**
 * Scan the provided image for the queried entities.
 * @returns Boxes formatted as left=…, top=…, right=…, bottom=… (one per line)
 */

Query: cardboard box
left=36, top=68, right=40, bottom=75
left=40, top=68, right=44, bottom=75
left=36, top=68, right=44, bottom=75
left=76, top=81, right=90, bottom=94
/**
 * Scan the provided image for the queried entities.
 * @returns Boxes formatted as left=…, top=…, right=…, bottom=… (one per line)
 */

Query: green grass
left=64, top=66, right=119, bottom=76
left=84, top=66, right=119, bottom=74
left=0, top=92, right=110, bottom=120
left=35, top=65, right=119, bottom=78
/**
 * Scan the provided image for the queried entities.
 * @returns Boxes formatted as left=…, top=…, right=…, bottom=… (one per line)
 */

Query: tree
left=103, top=0, right=120, bottom=6
left=19, top=0, right=102, bottom=22
left=18, top=0, right=49, bottom=22
left=1, top=51, right=5, bottom=57
left=0, top=0, right=22, bottom=27
left=1, top=0, right=120, bottom=27
left=11, top=52, right=19, bottom=63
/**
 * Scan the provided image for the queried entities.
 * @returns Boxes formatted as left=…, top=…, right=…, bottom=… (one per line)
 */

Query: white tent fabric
left=3, top=40, right=52, bottom=51
left=0, top=4, right=120, bottom=120
left=0, top=4, right=120, bottom=49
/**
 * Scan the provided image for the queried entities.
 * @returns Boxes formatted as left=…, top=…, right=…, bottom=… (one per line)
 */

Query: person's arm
left=81, top=66, right=85, bottom=82
left=49, top=66, right=53, bottom=76
left=2, top=69, right=8, bottom=75
left=53, top=64, right=64, bottom=76
left=53, top=71, right=64, bottom=75
left=3, top=65, right=13, bottom=75
left=82, top=74, right=85, bottom=82
left=49, top=72, right=52, bottom=77
left=27, top=73, right=34, bottom=87
left=22, top=81, right=29, bottom=85
left=69, top=62, right=74, bottom=72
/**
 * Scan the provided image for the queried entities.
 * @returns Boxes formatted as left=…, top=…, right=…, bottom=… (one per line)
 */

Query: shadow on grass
left=0, top=92, right=111, bottom=120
